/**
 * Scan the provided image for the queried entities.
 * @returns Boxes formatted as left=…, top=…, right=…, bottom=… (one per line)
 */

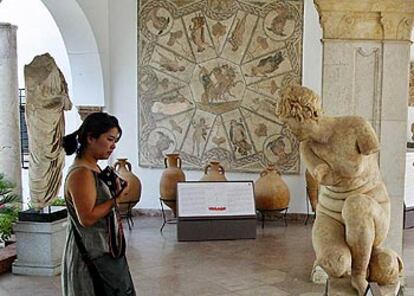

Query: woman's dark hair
left=62, top=112, right=122, bottom=156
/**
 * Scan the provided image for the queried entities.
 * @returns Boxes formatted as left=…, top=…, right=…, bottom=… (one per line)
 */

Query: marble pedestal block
left=326, top=278, right=401, bottom=296
left=12, top=218, right=67, bottom=276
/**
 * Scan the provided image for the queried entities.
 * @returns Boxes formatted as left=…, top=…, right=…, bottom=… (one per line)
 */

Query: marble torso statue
left=25, top=53, right=72, bottom=208
left=276, top=85, right=402, bottom=295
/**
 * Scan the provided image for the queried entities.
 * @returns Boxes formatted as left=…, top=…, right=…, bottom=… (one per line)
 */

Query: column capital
left=314, top=0, right=414, bottom=40
left=0, top=23, right=17, bottom=33
left=76, top=105, right=104, bottom=121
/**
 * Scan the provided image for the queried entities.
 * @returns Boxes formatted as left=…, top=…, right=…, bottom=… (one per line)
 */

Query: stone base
left=12, top=217, right=67, bottom=276
left=18, top=206, right=67, bottom=222
left=326, top=277, right=401, bottom=296
left=12, top=260, right=61, bottom=276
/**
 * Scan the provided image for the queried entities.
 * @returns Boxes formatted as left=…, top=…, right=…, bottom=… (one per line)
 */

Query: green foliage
left=0, top=174, right=18, bottom=207
left=50, top=197, right=66, bottom=207
left=27, top=197, right=66, bottom=209
left=0, top=174, right=20, bottom=242
left=0, top=207, right=18, bottom=242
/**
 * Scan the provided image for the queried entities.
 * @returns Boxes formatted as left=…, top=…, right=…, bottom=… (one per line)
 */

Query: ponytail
left=62, top=130, right=78, bottom=155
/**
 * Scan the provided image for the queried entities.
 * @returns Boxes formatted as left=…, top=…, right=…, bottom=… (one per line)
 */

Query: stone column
left=314, top=0, right=414, bottom=254
left=0, top=23, right=22, bottom=197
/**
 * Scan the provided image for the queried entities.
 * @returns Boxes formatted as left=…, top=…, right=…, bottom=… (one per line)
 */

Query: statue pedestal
left=12, top=207, right=67, bottom=276
left=326, top=277, right=401, bottom=296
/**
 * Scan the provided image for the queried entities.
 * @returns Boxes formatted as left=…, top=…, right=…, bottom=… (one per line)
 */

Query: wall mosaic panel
left=138, top=0, right=303, bottom=173
left=409, top=62, right=414, bottom=107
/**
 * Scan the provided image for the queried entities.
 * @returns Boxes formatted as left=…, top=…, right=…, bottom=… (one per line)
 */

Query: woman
left=61, top=112, right=135, bottom=296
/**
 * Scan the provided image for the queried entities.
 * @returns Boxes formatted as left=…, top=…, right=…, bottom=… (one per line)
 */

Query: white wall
left=75, top=0, right=322, bottom=213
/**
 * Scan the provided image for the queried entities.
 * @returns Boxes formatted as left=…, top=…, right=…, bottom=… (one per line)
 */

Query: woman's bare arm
left=67, top=167, right=117, bottom=227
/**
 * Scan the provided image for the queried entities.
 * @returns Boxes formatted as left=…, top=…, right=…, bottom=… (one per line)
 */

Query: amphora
left=254, top=165, right=290, bottom=210
left=114, top=158, right=142, bottom=215
left=200, top=161, right=227, bottom=181
left=160, top=153, right=186, bottom=215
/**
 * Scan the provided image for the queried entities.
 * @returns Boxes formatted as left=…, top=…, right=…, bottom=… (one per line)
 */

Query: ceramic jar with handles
left=159, top=153, right=186, bottom=215
left=114, top=158, right=142, bottom=214
left=254, top=165, right=290, bottom=210
left=200, top=160, right=227, bottom=181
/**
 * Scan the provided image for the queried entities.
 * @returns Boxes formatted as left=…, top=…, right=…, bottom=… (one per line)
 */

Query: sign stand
left=177, top=181, right=257, bottom=241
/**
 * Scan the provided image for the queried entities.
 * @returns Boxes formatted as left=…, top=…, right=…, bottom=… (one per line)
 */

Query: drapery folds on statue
left=25, top=53, right=72, bottom=209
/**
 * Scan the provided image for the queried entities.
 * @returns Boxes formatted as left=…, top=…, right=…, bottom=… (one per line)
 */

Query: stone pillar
left=0, top=23, right=22, bottom=196
left=314, top=0, right=414, bottom=254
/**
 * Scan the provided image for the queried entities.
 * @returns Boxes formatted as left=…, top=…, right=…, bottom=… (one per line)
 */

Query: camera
left=97, top=166, right=127, bottom=197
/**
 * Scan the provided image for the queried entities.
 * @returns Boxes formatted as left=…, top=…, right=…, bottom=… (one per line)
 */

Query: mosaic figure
left=230, top=119, right=252, bottom=156
left=267, top=5, right=293, bottom=37
left=189, top=15, right=208, bottom=52
left=147, top=7, right=170, bottom=35
left=228, top=13, right=247, bottom=51
left=192, top=117, right=209, bottom=157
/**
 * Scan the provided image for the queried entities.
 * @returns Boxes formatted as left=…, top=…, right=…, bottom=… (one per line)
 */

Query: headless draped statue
left=25, top=53, right=72, bottom=209
left=276, top=85, right=403, bottom=295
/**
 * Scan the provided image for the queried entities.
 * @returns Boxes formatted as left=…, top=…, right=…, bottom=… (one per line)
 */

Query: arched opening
left=40, top=0, right=105, bottom=107
left=0, top=0, right=105, bottom=203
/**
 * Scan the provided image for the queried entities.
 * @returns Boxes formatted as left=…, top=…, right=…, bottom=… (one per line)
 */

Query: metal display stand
left=256, top=208, right=288, bottom=229
left=118, top=201, right=136, bottom=230
left=159, top=198, right=177, bottom=232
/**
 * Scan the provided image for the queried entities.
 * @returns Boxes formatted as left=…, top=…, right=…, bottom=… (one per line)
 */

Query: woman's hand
left=115, top=178, right=129, bottom=200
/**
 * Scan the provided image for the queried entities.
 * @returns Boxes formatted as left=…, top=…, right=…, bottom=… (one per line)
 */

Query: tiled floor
left=0, top=216, right=413, bottom=296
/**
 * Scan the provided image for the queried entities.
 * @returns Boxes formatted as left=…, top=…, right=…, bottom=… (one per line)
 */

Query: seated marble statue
left=275, top=85, right=403, bottom=295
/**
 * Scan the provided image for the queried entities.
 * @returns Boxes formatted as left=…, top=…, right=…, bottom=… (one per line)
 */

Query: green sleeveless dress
left=61, top=164, right=135, bottom=296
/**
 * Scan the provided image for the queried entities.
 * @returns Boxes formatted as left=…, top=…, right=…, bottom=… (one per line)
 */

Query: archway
left=40, top=0, right=105, bottom=107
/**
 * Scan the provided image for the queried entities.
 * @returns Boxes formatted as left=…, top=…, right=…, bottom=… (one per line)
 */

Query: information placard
left=177, top=181, right=256, bottom=217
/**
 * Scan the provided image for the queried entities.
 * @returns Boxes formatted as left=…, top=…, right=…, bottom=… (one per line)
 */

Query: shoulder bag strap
left=107, top=203, right=126, bottom=258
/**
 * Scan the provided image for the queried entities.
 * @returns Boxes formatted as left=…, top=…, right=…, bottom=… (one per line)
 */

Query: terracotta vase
left=114, top=158, right=142, bottom=215
left=254, top=165, right=290, bottom=210
left=305, top=169, right=319, bottom=212
left=200, top=161, right=227, bottom=181
left=159, top=153, right=186, bottom=215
